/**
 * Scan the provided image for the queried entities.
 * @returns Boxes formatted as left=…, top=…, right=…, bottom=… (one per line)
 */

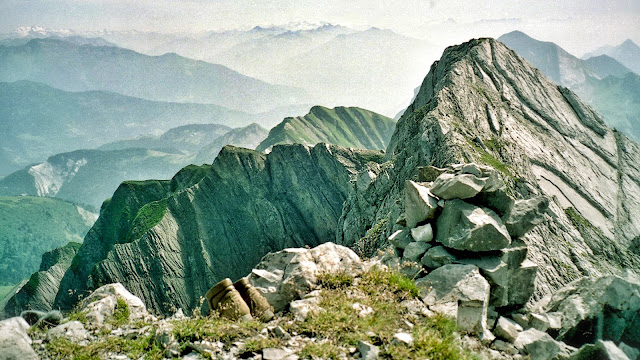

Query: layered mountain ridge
left=7, top=37, right=640, bottom=318
left=498, top=31, right=640, bottom=141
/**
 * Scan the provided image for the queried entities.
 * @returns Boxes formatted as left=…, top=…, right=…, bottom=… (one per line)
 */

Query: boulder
left=388, top=230, right=412, bottom=250
left=78, top=283, right=149, bottom=325
left=502, top=196, right=549, bottom=238
left=435, top=199, right=511, bottom=251
left=410, top=223, right=433, bottom=242
left=404, top=180, right=438, bottom=228
left=249, top=242, right=363, bottom=312
left=403, top=241, right=431, bottom=262
left=536, top=272, right=640, bottom=348
left=416, top=264, right=490, bottom=335
left=46, top=321, right=90, bottom=344
left=289, top=296, right=323, bottom=321
left=458, top=256, right=511, bottom=307
left=357, top=340, right=380, bottom=360
left=571, top=340, right=631, bottom=360
left=473, top=188, right=514, bottom=217
left=494, top=316, right=523, bottom=343
left=430, top=173, right=486, bottom=200
left=507, top=260, right=538, bottom=306
left=0, top=317, right=38, bottom=360
left=420, top=246, right=457, bottom=269
left=514, top=328, right=574, bottom=360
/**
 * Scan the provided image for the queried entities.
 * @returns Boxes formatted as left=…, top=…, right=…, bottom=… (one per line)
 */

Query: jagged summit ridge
left=340, top=37, right=640, bottom=299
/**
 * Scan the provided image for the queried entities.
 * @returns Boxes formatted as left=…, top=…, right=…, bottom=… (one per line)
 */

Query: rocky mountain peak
left=340, top=37, right=640, bottom=301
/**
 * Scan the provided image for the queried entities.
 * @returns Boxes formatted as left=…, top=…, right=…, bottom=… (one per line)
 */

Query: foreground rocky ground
left=2, top=164, right=639, bottom=359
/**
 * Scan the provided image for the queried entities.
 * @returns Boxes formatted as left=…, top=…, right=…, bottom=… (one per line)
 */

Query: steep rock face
left=256, top=106, right=396, bottom=152
left=41, top=144, right=381, bottom=314
left=338, top=38, right=640, bottom=301
left=3, top=242, right=81, bottom=317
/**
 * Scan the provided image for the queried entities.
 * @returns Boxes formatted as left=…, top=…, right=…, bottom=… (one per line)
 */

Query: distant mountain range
left=87, top=25, right=441, bottom=116
left=584, top=39, right=640, bottom=75
left=256, top=106, right=396, bottom=152
left=194, top=123, right=270, bottom=164
left=499, top=31, right=640, bottom=141
left=0, top=80, right=264, bottom=175
left=0, top=38, right=306, bottom=112
left=98, top=124, right=232, bottom=154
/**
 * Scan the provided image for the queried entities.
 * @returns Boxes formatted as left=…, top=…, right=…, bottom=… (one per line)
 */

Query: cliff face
left=338, top=38, right=640, bottom=300
left=47, top=144, right=382, bottom=313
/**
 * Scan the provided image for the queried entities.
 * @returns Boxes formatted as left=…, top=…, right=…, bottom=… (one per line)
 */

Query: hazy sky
left=2, top=0, right=639, bottom=55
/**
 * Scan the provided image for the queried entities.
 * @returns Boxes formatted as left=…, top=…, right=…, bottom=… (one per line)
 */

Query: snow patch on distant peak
left=12, top=26, right=75, bottom=37
left=28, top=157, right=88, bottom=197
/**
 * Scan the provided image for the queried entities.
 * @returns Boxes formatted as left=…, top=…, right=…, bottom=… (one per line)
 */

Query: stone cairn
left=381, top=163, right=549, bottom=343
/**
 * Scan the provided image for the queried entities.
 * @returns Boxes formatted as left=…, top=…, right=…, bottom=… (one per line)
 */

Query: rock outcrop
left=338, top=38, right=640, bottom=303
left=12, top=144, right=382, bottom=315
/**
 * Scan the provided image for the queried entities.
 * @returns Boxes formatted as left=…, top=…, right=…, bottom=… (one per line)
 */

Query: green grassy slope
left=256, top=106, right=396, bottom=152
left=0, top=196, right=95, bottom=285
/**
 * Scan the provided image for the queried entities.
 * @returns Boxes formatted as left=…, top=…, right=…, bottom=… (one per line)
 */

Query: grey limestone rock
left=570, top=340, right=631, bottom=360
left=502, top=197, right=550, bottom=238
left=404, top=180, right=439, bottom=228
left=46, top=321, right=90, bottom=344
left=388, top=230, right=412, bottom=250
left=78, top=283, right=149, bottom=325
left=410, top=223, right=433, bottom=242
left=420, top=245, right=457, bottom=269
left=0, top=317, right=38, bottom=360
left=619, top=342, right=640, bottom=360
left=357, top=340, right=379, bottom=360
left=336, top=38, right=640, bottom=306
left=403, top=241, right=431, bottom=262
left=494, top=316, right=522, bottom=343
left=416, top=264, right=490, bottom=335
left=430, top=173, right=487, bottom=200
left=514, top=328, right=574, bottom=360
left=249, top=242, right=363, bottom=312
left=435, top=199, right=512, bottom=252
left=535, top=272, right=640, bottom=349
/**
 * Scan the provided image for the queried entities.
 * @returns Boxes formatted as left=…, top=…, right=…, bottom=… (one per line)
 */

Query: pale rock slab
left=78, top=283, right=149, bottom=325
left=404, top=180, right=439, bottom=228
left=410, top=223, right=433, bottom=242
left=430, top=173, right=486, bottom=200
left=0, top=317, right=38, bottom=360
left=435, top=199, right=511, bottom=251
left=249, top=243, right=363, bottom=312
left=416, top=264, right=490, bottom=335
